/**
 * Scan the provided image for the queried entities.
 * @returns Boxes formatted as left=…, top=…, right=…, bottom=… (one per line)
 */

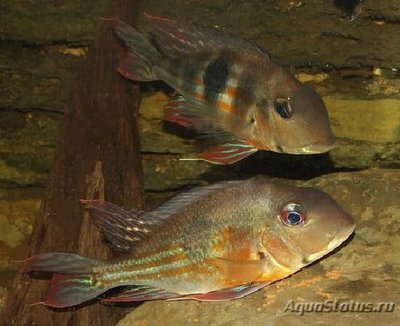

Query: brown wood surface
left=0, top=1, right=144, bottom=325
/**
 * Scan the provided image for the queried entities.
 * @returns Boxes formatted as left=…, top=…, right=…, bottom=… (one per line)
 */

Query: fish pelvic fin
left=26, top=253, right=107, bottom=308
left=114, top=20, right=159, bottom=81
left=198, top=141, right=258, bottom=165
left=177, top=282, right=269, bottom=301
left=102, top=285, right=180, bottom=302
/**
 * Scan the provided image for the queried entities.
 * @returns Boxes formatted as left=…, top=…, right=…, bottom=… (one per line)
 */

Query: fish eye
left=280, top=203, right=306, bottom=227
left=275, top=98, right=293, bottom=119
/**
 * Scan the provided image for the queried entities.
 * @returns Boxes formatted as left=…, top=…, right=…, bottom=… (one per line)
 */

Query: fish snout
left=296, top=140, right=336, bottom=154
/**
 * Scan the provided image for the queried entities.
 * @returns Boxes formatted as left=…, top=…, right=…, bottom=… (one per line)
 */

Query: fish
left=114, top=14, right=335, bottom=164
left=26, top=178, right=355, bottom=308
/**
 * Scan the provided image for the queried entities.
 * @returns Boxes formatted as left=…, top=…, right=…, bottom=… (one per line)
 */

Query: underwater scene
left=0, top=0, right=399, bottom=325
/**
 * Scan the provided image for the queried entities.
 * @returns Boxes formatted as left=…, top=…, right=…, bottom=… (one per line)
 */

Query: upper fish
left=115, top=14, right=335, bottom=164
left=26, top=178, right=355, bottom=308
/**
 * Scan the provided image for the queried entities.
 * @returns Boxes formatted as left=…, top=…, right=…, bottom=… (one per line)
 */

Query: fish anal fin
left=200, top=141, right=257, bottom=165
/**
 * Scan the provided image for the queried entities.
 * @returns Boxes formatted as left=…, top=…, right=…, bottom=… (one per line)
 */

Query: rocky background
left=0, top=0, right=399, bottom=323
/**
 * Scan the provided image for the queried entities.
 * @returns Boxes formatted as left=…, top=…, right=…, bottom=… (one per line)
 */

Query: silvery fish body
left=115, top=14, right=335, bottom=164
left=27, top=178, right=355, bottom=308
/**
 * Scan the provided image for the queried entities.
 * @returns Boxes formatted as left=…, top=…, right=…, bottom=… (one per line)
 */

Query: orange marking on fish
left=193, top=77, right=204, bottom=86
left=216, top=99, right=236, bottom=113
left=225, top=86, right=236, bottom=98
left=212, top=227, right=254, bottom=260
left=187, top=89, right=204, bottom=101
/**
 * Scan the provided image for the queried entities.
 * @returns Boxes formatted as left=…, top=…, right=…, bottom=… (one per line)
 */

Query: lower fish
left=26, top=178, right=355, bottom=308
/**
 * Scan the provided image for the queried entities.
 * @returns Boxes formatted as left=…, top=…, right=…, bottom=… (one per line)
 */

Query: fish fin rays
left=211, top=257, right=266, bottom=284
left=26, top=253, right=106, bottom=308
left=163, top=96, right=243, bottom=145
left=114, top=20, right=159, bottom=81
left=102, top=286, right=179, bottom=302
left=81, top=182, right=245, bottom=251
left=146, top=180, right=244, bottom=220
left=43, top=273, right=106, bottom=308
left=144, top=13, right=267, bottom=58
left=26, top=252, right=98, bottom=274
left=199, top=141, right=257, bottom=165
left=181, top=282, right=269, bottom=301
left=81, top=200, right=154, bottom=252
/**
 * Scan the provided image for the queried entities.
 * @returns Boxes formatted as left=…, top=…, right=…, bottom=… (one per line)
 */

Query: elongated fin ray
left=177, top=282, right=269, bottom=301
left=199, top=141, right=258, bottom=164
left=144, top=13, right=267, bottom=58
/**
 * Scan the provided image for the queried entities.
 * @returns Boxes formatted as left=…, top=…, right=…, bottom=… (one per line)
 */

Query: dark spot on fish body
left=203, top=55, right=230, bottom=104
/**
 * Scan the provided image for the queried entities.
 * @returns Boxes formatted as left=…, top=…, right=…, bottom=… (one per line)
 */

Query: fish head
left=254, top=70, right=335, bottom=154
left=261, top=183, right=355, bottom=271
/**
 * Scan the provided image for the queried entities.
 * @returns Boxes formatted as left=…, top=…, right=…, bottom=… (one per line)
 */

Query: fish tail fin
left=27, top=253, right=107, bottom=308
left=115, top=20, right=159, bottom=81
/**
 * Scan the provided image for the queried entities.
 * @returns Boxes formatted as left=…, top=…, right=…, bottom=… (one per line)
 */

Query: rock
left=1, top=1, right=400, bottom=192
left=0, top=110, right=61, bottom=186
left=0, top=1, right=112, bottom=45
left=117, top=169, right=400, bottom=326
left=139, top=0, right=400, bottom=68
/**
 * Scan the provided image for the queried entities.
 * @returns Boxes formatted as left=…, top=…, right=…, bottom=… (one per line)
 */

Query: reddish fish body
left=27, top=178, right=355, bottom=307
left=115, top=15, right=335, bottom=164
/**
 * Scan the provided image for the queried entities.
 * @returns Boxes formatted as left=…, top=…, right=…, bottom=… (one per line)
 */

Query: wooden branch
left=1, top=1, right=144, bottom=325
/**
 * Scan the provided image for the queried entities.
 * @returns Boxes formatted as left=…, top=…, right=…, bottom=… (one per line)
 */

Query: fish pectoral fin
left=181, top=282, right=269, bottom=301
left=199, top=141, right=258, bottom=165
left=163, top=96, right=199, bottom=127
left=212, top=257, right=266, bottom=284
left=101, top=285, right=179, bottom=302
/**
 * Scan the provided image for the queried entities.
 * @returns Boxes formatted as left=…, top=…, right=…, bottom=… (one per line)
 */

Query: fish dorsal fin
left=145, top=180, right=244, bottom=221
left=144, top=13, right=267, bottom=58
left=81, top=182, right=242, bottom=252
left=81, top=200, right=154, bottom=253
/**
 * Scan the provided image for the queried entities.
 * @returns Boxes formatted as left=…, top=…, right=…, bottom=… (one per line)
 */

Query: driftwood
left=0, top=1, right=144, bottom=325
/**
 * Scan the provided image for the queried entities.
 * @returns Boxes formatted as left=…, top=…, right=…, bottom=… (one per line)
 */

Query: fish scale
left=114, top=14, right=335, bottom=164
left=26, top=178, right=355, bottom=307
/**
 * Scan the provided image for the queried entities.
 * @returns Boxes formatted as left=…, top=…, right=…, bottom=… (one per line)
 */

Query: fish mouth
left=304, top=224, right=355, bottom=264
left=275, top=141, right=336, bottom=155
left=296, top=141, right=336, bottom=154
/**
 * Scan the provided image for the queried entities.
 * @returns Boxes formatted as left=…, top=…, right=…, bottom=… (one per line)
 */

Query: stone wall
left=1, top=0, right=399, bottom=309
